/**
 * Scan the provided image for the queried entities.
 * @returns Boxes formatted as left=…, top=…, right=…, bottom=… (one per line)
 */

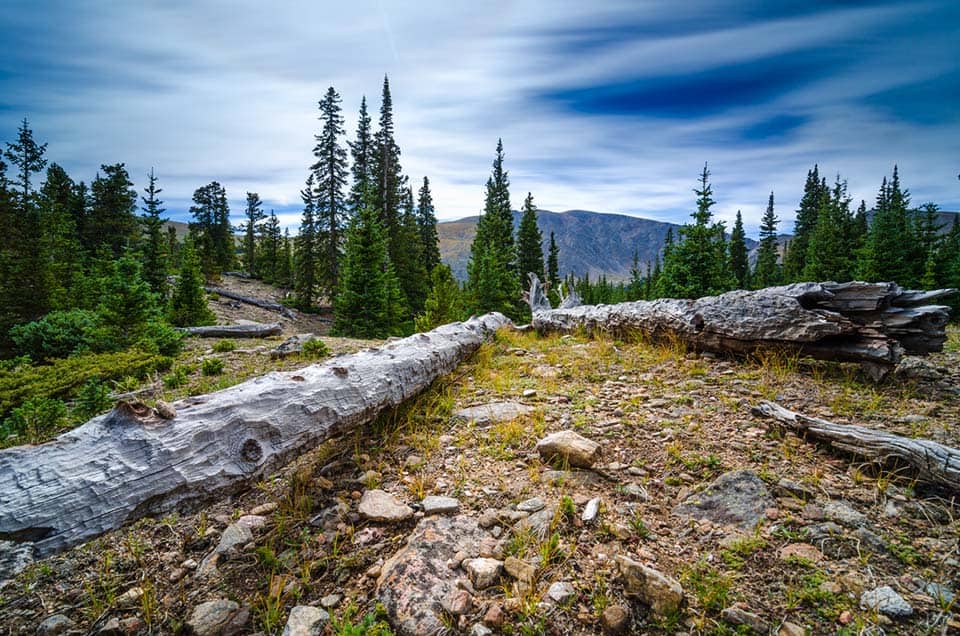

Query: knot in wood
left=332, top=366, right=348, bottom=377
left=240, top=438, right=263, bottom=464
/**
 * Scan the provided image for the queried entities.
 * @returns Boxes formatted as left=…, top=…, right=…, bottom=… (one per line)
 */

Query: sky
left=1, top=0, right=958, bottom=237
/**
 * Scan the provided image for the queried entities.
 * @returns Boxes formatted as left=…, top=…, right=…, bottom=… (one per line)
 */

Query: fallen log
left=205, top=286, right=297, bottom=319
left=752, top=401, right=960, bottom=493
left=179, top=322, right=283, bottom=338
left=0, top=313, right=511, bottom=579
left=526, top=275, right=954, bottom=377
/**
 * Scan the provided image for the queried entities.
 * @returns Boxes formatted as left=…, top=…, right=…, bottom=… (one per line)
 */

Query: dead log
left=180, top=322, right=283, bottom=338
left=205, top=286, right=297, bottom=319
left=0, top=313, right=511, bottom=578
left=752, top=401, right=960, bottom=493
left=526, top=275, right=954, bottom=376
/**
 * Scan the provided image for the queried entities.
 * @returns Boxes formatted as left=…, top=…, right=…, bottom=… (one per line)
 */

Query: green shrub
left=201, top=358, right=225, bottom=376
left=163, top=366, right=190, bottom=389
left=212, top=339, right=237, bottom=353
left=75, top=378, right=113, bottom=420
left=9, top=310, right=99, bottom=360
left=136, top=321, right=185, bottom=357
left=1, top=397, right=68, bottom=444
left=301, top=338, right=330, bottom=359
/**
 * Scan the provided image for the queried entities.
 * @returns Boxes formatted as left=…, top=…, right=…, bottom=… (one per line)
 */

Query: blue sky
left=1, top=1, right=958, bottom=237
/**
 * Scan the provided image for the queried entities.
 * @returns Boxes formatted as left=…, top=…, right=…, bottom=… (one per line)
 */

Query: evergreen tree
left=804, top=176, right=857, bottom=282
left=417, top=176, right=441, bottom=273
left=241, top=192, right=265, bottom=277
left=414, top=264, right=464, bottom=332
left=753, top=191, right=781, bottom=288
left=139, top=168, right=169, bottom=297
left=277, top=229, right=294, bottom=288
left=658, top=164, right=734, bottom=298
left=94, top=256, right=160, bottom=349
left=38, top=163, right=83, bottom=309
left=347, top=96, right=373, bottom=213
left=312, top=86, right=348, bottom=297
left=258, top=210, right=281, bottom=284
left=87, top=163, right=138, bottom=257
left=3, top=118, right=47, bottom=211
left=169, top=239, right=215, bottom=327
left=516, top=192, right=545, bottom=291
left=783, top=165, right=825, bottom=281
left=189, top=181, right=234, bottom=278
left=857, top=166, right=915, bottom=285
left=728, top=210, right=749, bottom=289
left=913, top=202, right=943, bottom=288
left=627, top=251, right=643, bottom=300
left=294, top=174, right=319, bottom=308
left=547, top=230, right=560, bottom=291
left=332, top=192, right=405, bottom=338
left=395, top=187, right=428, bottom=314
left=372, top=76, right=404, bottom=262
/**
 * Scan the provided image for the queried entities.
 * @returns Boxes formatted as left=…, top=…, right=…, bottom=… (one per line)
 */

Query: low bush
left=201, top=358, right=225, bottom=376
left=0, top=397, right=68, bottom=444
left=74, top=378, right=113, bottom=420
left=212, top=339, right=236, bottom=353
left=301, top=338, right=330, bottom=359
left=9, top=310, right=99, bottom=360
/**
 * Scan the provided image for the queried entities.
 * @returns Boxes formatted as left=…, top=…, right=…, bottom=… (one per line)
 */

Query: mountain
left=438, top=209, right=759, bottom=282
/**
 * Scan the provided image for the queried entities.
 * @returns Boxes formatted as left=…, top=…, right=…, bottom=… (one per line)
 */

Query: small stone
left=478, top=509, right=499, bottom=528
left=925, top=582, right=955, bottom=606
left=522, top=389, right=537, bottom=398
left=36, top=614, right=75, bottom=636
left=615, top=555, right=684, bottom=617
left=404, top=455, right=423, bottom=470
left=516, top=497, right=545, bottom=513
left=720, top=605, right=769, bottom=633
left=536, top=430, right=602, bottom=468
left=119, top=618, right=143, bottom=633
left=778, top=621, right=805, bottom=636
left=236, top=514, right=268, bottom=530
left=824, top=500, right=866, bottom=527
left=582, top=497, right=601, bottom=523
left=778, top=543, right=824, bottom=563
left=838, top=610, right=853, bottom=625
left=155, top=400, right=177, bottom=419
left=320, top=593, right=342, bottom=609
left=442, top=589, right=472, bottom=615
left=775, top=478, right=816, bottom=500
left=470, top=624, right=493, bottom=636
left=96, top=617, right=122, bottom=635
left=504, top=556, right=536, bottom=583
left=187, top=599, right=250, bottom=636
left=860, top=586, right=913, bottom=618
left=854, top=527, right=886, bottom=552
left=365, top=564, right=382, bottom=579
left=627, top=466, right=646, bottom=476
left=622, top=483, right=649, bottom=500
left=547, top=581, right=576, bottom=604
left=282, top=605, right=330, bottom=636
left=250, top=502, right=278, bottom=516
left=464, top=558, right=503, bottom=590
left=358, top=489, right=413, bottom=522
left=512, top=505, right=557, bottom=540
left=478, top=536, right=499, bottom=558
left=483, top=603, right=504, bottom=627
left=422, top=495, right=460, bottom=515
left=601, top=605, right=630, bottom=635
left=454, top=402, right=534, bottom=425
left=116, top=586, right=143, bottom=605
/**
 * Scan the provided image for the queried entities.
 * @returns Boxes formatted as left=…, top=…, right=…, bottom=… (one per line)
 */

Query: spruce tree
left=395, top=187, right=428, bottom=314
left=312, top=86, right=348, bottom=297
left=913, top=202, right=943, bottom=288
left=627, top=251, right=643, bottom=300
left=189, top=181, right=234, bottom=279
left=258, top=210, right=281, bottom=284
left=372, top=76, right=404, bottom=261
left=804, top=176, right=858, bottom=282
left=728, top=210, right=749, bottom=289
left=87, top=163, right=138, bottom=258
left=95, top=256, right=160, bottom=349
left=547, top=231, right=560, bottom=290
left=277, top=229, right=294, bottom=289
left=783, top=165, right=825, bottom=281
left=332, top=192, right=405, bottom=338
left=417, top=176, right=441, bottom=273
left=753, top=192, right=781, bottom=288
left=139, top=169, right=169, bottom=297
left=347, top=96, right=373, bottom=214
left=857, top=166, right=915, bottom=285
left=38, top=163, right=83, bottom=309
left=516, top=192, right=544, bottom=291
left=241, top=192, right=265, bottom=277
left=3, top=118, right=47, bottom=212
left=294, top=174, right=319, bottom=308
left=169, top=239, right=215, bottom=327
left=415, top=264, right=464, bottom=332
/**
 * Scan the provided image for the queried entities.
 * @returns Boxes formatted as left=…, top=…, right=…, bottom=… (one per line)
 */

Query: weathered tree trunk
left=526, top=275, right=954, bottom=377
left=0, top=313, right=511, bottom=579
left=752, top=401, right=960, bottom=493
left=180, top=322, right=283, bottom=338
left=205, top=286, right=297, bottom=319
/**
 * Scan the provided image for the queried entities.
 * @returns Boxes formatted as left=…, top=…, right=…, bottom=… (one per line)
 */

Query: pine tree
left=627, top=251, right=643, bottom=300
left=547, top=231, right=560, bottom=289
left=241, top=192, right=265, bottom=277
left=417, top=176, right=440, bottom=273
left=168, top=239, right=215, bottom=327
left=347, top=96, right=373, bottom=214
left=728, top=210, right=749, bottom=289
left=516, top=192, right=545, bottom=292
left=372, top=76, right=404, bottom=263
left=258, top=210, right=281, bottom=284
left=294, top=174, right=319, bottom=309
left=95, top=256, right=160, bottom=349
left=913, top=202, right=943, bottom=288
left=38, top=163, right=84, bottom=309
left=3, top=118, right=47, bottom=212
left=139, top=169, right=169, bottom=297
left=87, top=163, right=138, bottom=258
left=658, top=164, right=734, bottom=298
left=312, top=86, right=348, bottom=298
left=804, top=176, right=858, bottom=282
left=857, top=166, right=916, bottom=285
left=277, top=229, right=294, bottom=289
left=189, top=181, right=234, bottom=279
left=783, top=165, right=825, bottom=281
left=395, top=187, right=428, bottom=314
left=414, top=264, right=464, bottom=332
left=332, top=192, right=405, bottom=338
left=753, top=192, right=781, bottom=288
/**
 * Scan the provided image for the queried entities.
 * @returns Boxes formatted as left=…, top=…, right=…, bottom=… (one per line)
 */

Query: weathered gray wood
left=205, top=286, right=297, bottom=319
left=752, top=401, right=960, bottom=493
left=0, top=313, right=511, bottom=578
left=525, top=275, right=953, bottom=373
left=180, top=322, right=283, bottom=338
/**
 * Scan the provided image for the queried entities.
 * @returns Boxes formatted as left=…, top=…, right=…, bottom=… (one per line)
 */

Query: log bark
left=0, top=313, right=511, bottom=577
left=180, top=322, right=283, bottom=338
left=205, top=286, right=297, bottom=319
left=526, top=275, right=954, bottom=375
left=752, top=401, right=960, bottom=493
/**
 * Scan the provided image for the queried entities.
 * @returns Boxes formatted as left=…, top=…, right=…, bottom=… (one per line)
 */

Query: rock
left=155, top=400, right=177, bottom=419
left=547, top=581, right=577, bottom=604
left=775, top=478, right=816, bottom=500
left=187, top=599, right=250, bottom=636
left=116, top=586, right=143, bottom=605
left=504, top=556, right=536, bottom=583
left=522, top=389, right=537, bottom=398
left=512, top=505, right=557, bottom=540
left=860, top=586, right=914, bottom=618
left=270, top=333, right=319, bottom=359
left=778, top=621, right=805, bottom=636
left=282, top=605, right=330, bottom=636
left=359, top=489, right=413, bottom=522
left=404, top=455, right=423, bottom=470
left=778, top=543, right=824, bottom=563
left=601, top=605, right=630, bottom=635
left=536, top=430, right=601, bottom=468
left=377, top=515, right=488, bottom=636
left=442, top=589, right=472, bottom=615
left=823, top=501, right=866, bottom=527
left=854, top=527, right=886, bottom=552
left=309, top=502, right=350, bottom=530
left=464, top=558, right=504, bottom=590
left=470, top=625, right=493, bottom=636
left=615, top=555, right=684, bottom=616
left=516, top=497, right=545, bottom=513
left=421, top=496, right=460, bottom=515
left=925, top=582, right=955, bottom=606
left=672, top=470, right=773, bottom=531
left=483, top=603, right=504, bottom=627
left=622, top=483, right=649, bottom=500
left=0, top=540, right=35, bottom=589
left=320, top=593, right=342, bottom=609
left=236, top=514, right=268, bottom=530
left=36, top=614, right=75, bottom=636
left=454, top=402, right=534, bottom=425
left=582, top=497, right=601, bottom=523
left=250, top=502, right=278, bottom=516
left=199, top=522, right=254, bottom=574
left=720, top=605, right=769, bottom=633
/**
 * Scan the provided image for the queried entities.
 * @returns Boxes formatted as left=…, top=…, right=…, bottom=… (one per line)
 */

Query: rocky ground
left=2, top=293, right=959, bottom=635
